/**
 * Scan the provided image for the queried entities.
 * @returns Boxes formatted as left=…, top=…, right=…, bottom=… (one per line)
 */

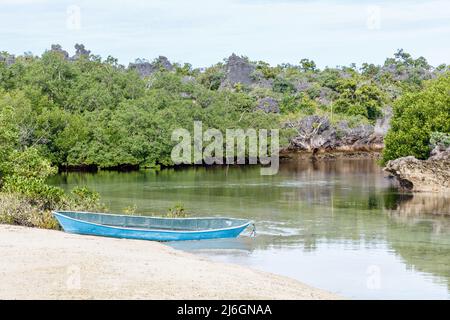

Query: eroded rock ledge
left=384, top=149, right=450, bottom=193
left=286, top=111, right=391, bottom=154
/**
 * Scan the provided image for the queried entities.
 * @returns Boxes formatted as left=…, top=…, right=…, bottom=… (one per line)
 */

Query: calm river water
left=49, top=158, right=450, bottom=299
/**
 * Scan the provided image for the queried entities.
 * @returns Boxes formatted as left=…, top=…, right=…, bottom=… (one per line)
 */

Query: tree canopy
left=0, top=45, right=448, bottom=171
left=382, top=73, right=450, bottom=163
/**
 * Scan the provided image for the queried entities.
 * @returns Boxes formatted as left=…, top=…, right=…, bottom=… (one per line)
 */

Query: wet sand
left=0, top=224, right=339, bottom=300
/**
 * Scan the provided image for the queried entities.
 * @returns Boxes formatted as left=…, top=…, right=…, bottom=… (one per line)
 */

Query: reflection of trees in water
left=384, top=191, right=450, bottom=289
left=279, top=157, right=384, bottom=175
left=385, top=213, right=450, bottom=290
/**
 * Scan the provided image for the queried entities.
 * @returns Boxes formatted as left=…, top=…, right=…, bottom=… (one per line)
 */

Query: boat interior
left=56, top=211, right=250, bottom=231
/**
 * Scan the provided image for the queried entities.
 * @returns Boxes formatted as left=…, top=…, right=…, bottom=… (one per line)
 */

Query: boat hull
left=53, top=212, right=252, bottom=241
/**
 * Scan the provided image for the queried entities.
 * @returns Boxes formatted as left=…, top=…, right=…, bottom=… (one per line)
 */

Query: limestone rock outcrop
left=287, top=115, right=385, bottom=153
left=384, top=149, right=450, bottom=192
left=129, top=56, right=173, bottom=78
left=220, top=53, right=255, bottom=88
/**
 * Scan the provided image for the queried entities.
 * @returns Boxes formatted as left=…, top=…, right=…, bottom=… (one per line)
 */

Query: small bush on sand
left=0, top=193, right=59, bottom=229
left=0, top=189, right=106, bottom=229
left=0, top=145, right=106, bottom=229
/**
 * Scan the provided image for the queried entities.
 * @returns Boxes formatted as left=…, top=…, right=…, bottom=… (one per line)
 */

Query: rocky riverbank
left=384, top=147, right=450, bottom=193
left=285, top=108, right=391, bottom=154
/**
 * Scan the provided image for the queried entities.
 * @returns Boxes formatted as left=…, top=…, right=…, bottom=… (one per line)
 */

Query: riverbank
left=280, top=150, right=381, bottom=160
left=0, top=225, right=340, bottom=300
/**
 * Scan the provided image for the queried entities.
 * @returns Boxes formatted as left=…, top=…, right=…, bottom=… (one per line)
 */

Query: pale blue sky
left=1, top=0, right=449, bottom=68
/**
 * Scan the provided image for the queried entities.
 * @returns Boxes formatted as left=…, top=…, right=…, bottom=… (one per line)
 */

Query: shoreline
left=0, top=224, right=340, bottom=300
left=57, top=150, right=382, bottom=173
left=280, top=150, right=381, bottom=160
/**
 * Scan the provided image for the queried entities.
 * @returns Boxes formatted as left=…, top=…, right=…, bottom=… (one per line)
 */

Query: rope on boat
left=250, top=223, right=256, bottom=237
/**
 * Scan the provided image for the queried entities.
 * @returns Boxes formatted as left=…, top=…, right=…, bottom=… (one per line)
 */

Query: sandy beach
left=0, top=225, right=339, bottom=300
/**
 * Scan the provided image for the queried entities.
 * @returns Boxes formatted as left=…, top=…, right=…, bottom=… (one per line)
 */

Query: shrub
left=2, top=175, right=65, bottom=208
left=273, top=78, right=295, bottom=94
left=166, top=204, right=189, bottom=218
left=0, top=193, right=59, bottom=229
left=382, top=73, right=450, bottom=163
left=0, top=145, right=105, bottom=228
left=333, top=78, right=385, bottom=121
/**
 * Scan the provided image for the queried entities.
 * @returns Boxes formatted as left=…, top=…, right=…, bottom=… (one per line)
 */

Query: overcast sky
left=1, top=0, right=449, bottom=68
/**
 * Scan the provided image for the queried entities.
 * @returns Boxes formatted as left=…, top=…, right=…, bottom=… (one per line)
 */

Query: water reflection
left=49, top=158, right=450, bottom=299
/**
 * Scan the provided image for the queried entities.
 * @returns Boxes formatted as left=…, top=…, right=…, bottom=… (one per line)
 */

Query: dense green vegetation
left=382, top=74, right=450, bottom=163
left=1, top=46, right=447, bottom=170
left=0, top=44, right=449, bottom=227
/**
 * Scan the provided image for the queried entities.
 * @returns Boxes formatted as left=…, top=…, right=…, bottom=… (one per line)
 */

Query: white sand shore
left=0, top=225, right=340, bottom=299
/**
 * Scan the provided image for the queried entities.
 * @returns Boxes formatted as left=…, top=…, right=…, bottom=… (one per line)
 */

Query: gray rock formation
left=71, top=43, right=91, bottom=60
left=338, top=121, right=376, bottom=148
left=384, top=148, right=450, bottom=192
left=153, top=55, right=173, bottom=71
left=49, top=44, right=69, bottom=59
left=0, top=52, right=15, bottom=65
left=288, top=116, right=336, bottom=151
left=288, top=115, right=386, bottom=152
left=317, top=87, right=334, bottom=106
left=220, top=53, right=255, bottom=88
left=256, top=97, right=279, bottom=113
left=48, top=44, right=91, bottom=61
left=380, top=62, right=434, bottom=83
left=374, top=106, right=392, bottom=136
left=430, top=144, right=449, bottom=158
left=295, top=80, right=313, bottom=92
left=129, top=56, right=173, bottom=78
left=181, top=76, right=195, bottom=84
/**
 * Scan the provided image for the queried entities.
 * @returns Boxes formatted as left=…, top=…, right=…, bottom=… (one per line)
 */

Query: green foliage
left=0, top=142, right=104, bottom=227
left=1, top=147, right=62, bottom=208
left=197, top=64, right=224, bottom=90
left=382, top=73, right=450, bottom=163
left=1, top=46, right=448, bottom=228
left=122, top=204, right=138, bottom=214
left=333, top=78, right=385, bottom=121
left=360, top=63, right=380, bottom=78
left=0, top=45, right=446, bottom=172
left=5, top=147, right=57, bottom=179
left=70, top=186, right=101, bottom=209
left=0, top=106, right=19, bottom=173
left=166, top=204, right=189, bottom=218
left=299, top=59, right=317, bottom=73
left=317, top=68, right=342, bottom=91
left=2, top=175, right=64, bottom=207
left=273, top=77, right=295, bottom=94
left=255, top=61, right=281, bottom=79
left=280, top=93, right=317, bottom=115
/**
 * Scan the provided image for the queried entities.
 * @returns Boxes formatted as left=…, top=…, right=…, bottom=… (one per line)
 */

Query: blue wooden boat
left=53, top=211, right=254, bottom=241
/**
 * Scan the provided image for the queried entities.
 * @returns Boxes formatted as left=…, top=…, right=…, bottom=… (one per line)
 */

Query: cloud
left=0, top=0, right=449, bottom=67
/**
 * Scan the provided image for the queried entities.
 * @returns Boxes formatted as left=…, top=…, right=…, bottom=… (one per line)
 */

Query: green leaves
left=382, top=73, right=450, bottom=163
left=273, top=77, right=295, bottom=94
left=333, top=78, right=385, bottom=121
left=0, top=104, right=20, bottom=175
left=6, top=147, right=57, bottom=179
left=0, top=47, right=446, bottom=172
